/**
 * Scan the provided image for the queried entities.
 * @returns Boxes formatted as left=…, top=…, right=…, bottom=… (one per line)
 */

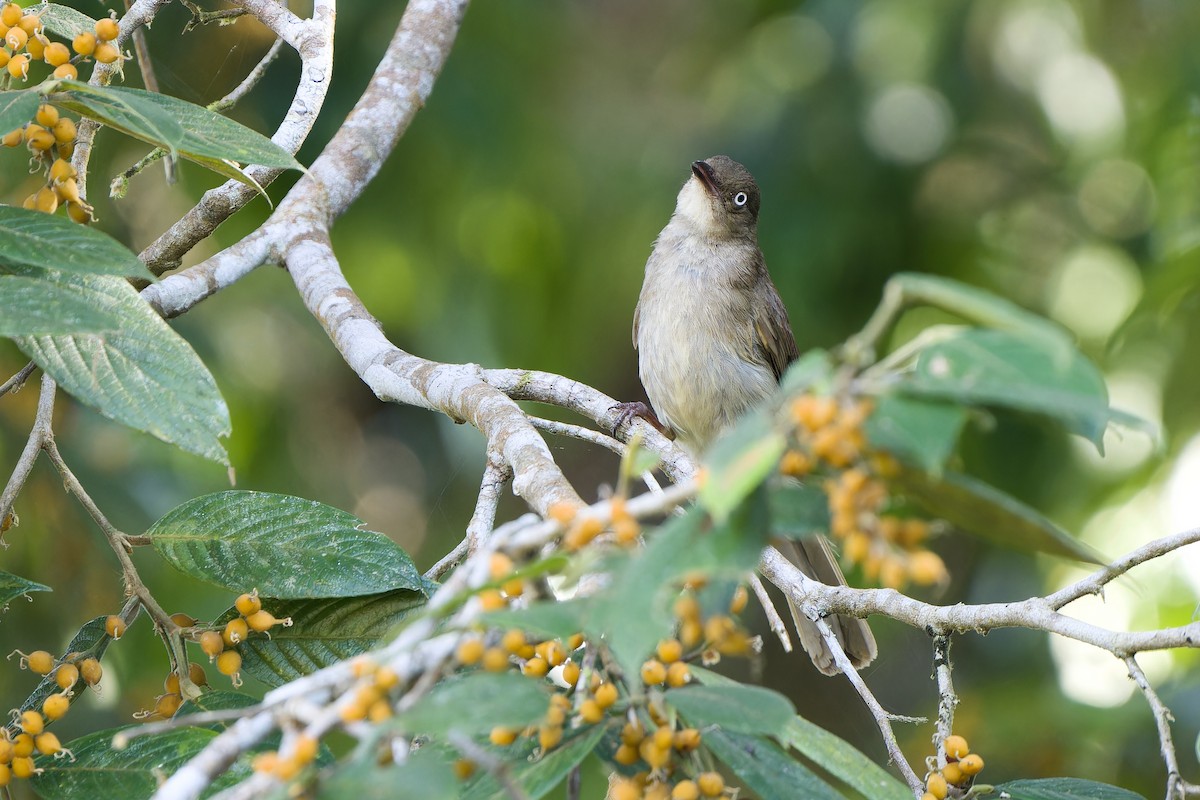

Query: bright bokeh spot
left=863, top=84, right=954, bottom=164
left=1047, top=244, right=1142, bottom=341
left=1036, top=52, right=1125, bottom=150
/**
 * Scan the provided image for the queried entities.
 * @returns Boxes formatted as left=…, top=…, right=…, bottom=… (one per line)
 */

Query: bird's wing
left=751, top=273, right=800, bottom=382
left=632, top=299, right=640, bottom=350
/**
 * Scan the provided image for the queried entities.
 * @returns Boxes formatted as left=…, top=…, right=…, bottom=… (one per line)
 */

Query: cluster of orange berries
left=923, top=734, right=985, bottom=800
left=609, top=768, right=729, bottom=800
left=673, top=580, right=752, bottom=659
left=783, top=394, right=948, bottom=590
left=555, top=495, right=641, bottom=552
left=189, top=591, right=291, bottom=691
left=1, top=646, right=102, bottom=786
left=0, top=5, right=122, bottom=83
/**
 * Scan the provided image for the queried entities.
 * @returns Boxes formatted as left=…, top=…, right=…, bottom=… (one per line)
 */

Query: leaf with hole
left=0, top=206, right=152, bottom=280
left=147, top=491, right=424, bottom=597
left=233, top=591, right=426, bottom=687
left=15, top=274, right=230, bottom=464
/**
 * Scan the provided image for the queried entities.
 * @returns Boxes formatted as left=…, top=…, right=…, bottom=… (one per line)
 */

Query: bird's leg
left=608, top=401, right=673, bottom=440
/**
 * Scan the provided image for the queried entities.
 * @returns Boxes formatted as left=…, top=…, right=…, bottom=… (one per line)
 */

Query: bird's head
left=673, top=155, right=760, bottom=240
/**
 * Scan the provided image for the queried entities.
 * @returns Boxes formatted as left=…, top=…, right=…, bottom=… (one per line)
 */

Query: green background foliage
left=2, top=0, right=1199, bottom=797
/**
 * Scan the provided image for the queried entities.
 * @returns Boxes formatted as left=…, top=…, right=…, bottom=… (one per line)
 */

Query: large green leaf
left=769, top=483, right=829, bottom=541
left=665, top=683, right=795, bottom=740
left=0, top=90, right=38, bottom=138
left=147, top=491, right=424, bottom=598
left=0, top=206, right=152, bottom=280
left=32, top=726, right=252, bottom=799
left=460, top=724, right=607, bottom=800
left=704, top=729, right=842, bottom=800
left=992, top=778, right=1148, bottom=800
left=892, top=465, right=1101, bottom=563
left=52, top=80, right=302, bottom=170
left=399, top=673, right=550, bottom=737
left=38, top=4, right=98, bottom=40
left=15, top=274, right=230, bottom=464
left=0, top=569, right=50, bottom=607
left=893, top=328, right=1151, bottom=451
left=864, top=393, right=967, bottom=474
left=0, top=273, right=124, bottom=336
left=699, top=409, right=787, bottom=522
left=693, top=667, right=910, bottom=800
left=234, top=591, right=426, bottom=687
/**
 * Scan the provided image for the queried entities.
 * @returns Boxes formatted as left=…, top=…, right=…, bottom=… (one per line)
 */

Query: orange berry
left=594, top=682, right=618, bottom=709
left=879, top=554, right=908, bottom=589
left=0, top=3, right=19, bottom=26
left=455, top=637, right=483, bottom=665
left=729, top=585, right=749, bottom=615
left=640, top=659, right=667, bottom=685
left=17, top=13, right=40, bottom=36
left=620, top=720, right=644, bottom=746
left=19, top=710, right=44, bottom=735
left=560, top=661, right=580, bottom=686
left=80, top=657, right=102, bottom=686
left=779, top=449, right=812, bottom=477
left=478, top=589, right=506, bottom=611
left=489, top=726, right=518, bottom=746
left=488, top=552, right=514, bottom=580
left=611, top=777, right=641, bottom=800
left=11, top=733, right=33, bottom=758
left=522, top=656, right=549, bottom=678
left=908, top=550, right=948, bottom=586
left=943, top=735, right=970, bottom=760
left=453, top=759, right=475, bottom=780
left=537, top=724, right=562, bottom=750
left=666, top=661, right=691, bottom=687
left=501, top=629, right=527, bottom=654
left=34, top=732, right=61, bottom=756
left=5, top=26, right=26, bottom=50
left=481, top=647, right=509, bottom=672
left=94, top=17, right=119, bottom=41
left=7, top=52, right=30, bottom=79
left=697, top=772, right=725, bottom=797
left=656, top=639, right=683, bottom=663
left=25, top=650, right=54, bottom=674
left=10, top=756, right=34, bottom=779
left=94, top=42, right=120, bottom=63
left=42, top=693, right=69, bottom=720
left=547, top=500, right=579, bottom=525
left=55, top=662, right=79, bottom=689
left=104, top=614, right=126, bottom=639
left=72, top=31, right=96, bottom=56
left=235, top=592, right=262, bottom=616
left=579, top=698, right=604, bottom=724
left=941, top=763, right=965, bottom=785
left=639, top=737, right=669, bottom=769
left=223, top=618, right=249, bottom=646
left=25, top=32, right=44, bottom=59
left=216, top=649, right=242, bottom=677
left=673, top=780, right=700, bottom=800
left=171, top=613, right=198, bottom=628
left=926, top=772, right=948, bottom=799
left=959, top=753, right=984, bottom=776
left=52, top=62, right=77, bottom=80
left=43, top=41, right=70, bottom=66
left=245, top=610, right=283, bottom=632
left=674, top=728, right=702, bottom=751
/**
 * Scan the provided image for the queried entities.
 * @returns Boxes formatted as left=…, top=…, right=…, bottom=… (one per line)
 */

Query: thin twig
left=0, top=361, right=36, bottom=396
left=210, top=37, right=285, bottom=113
left=814, top=617, right=925, bottom=794
left=0, top=374, right=56, bottom=527
left=749, top=573, right=792, bottom=652
left=932, top=634, right=956, bottom=769
left=465, top=454, right=511, bottom=556
left=1125, top=655, right=1198, bottom=800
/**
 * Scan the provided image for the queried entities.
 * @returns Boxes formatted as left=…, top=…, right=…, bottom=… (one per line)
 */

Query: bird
left=628, top=155, right=876, bottom=675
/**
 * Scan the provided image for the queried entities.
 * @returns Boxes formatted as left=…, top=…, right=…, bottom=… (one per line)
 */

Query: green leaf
left=693, top=667, right=910, bottom=800
left=0, top=569, right=50, bottom=606
left=864, top=393, right=967, bottom=474
left=481, top=599, right=588, bottom=642
left=235, top=591, right=426, bottom=687
left=665, top=684, right=795, bottom=740
left=892, top=465, right=1102, bottom=563
left=21, top=616, right=112, bottom=714
left=0, top=273, right=125, bottom=336
left=53, top=80, right=302, bottom=171
left=700, top=409, right=787, bottom=522
left=15, top=274, right=230, bottom=464
left=0, top=206, right=152, bottom=280
left=53, top=79, right=185, bottom=158
left=704, top=729, right=841, bottom=800
left=991, top=778, right=1148, bottom=800
left=460, top=724, right=606, bottom=800
left=894, top=328, right=1153, bottom=452
left=147, top=491, right=425, bottom=598
left=38, top=4, right=98, bottom=40
left=32, top=726, right=252, bottom=799
left=780, top=348, right=835, bottom=393
left=399, top=673, right=550, bottom=736
left=318, top=748, right=457, bottom=800
left=0, top=90, right=38, bottom=139
left=769, top=483, right=830, bottom=541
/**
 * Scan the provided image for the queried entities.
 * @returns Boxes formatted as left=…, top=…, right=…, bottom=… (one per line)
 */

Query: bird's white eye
left=733, top=191, right=748, bottom=207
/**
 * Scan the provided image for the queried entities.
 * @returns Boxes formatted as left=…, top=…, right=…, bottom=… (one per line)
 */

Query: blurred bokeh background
left=2, top=0, right=1199, bottom=796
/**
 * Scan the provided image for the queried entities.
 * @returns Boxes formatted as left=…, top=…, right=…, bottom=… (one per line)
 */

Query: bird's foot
left=609, top=401, right=672, bottom=439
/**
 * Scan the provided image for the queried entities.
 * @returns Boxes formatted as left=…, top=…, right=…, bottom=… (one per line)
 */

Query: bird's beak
left=691, top=160, right=719, bottom=197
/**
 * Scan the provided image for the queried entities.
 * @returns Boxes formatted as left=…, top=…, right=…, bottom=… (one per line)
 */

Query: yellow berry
left=216, top=649, right=242, bottom=677
left=779, top=449, right=812, bottom=478
left=456, top=637, right=483, bottom=665
left=594, top=682, right=618, bottom=709
left=0, top=3, right=19, bottom=26
left=6, top=52, right=29, bottom=79
left=926, top=772, right=948, bottom=799
left=522, top=656, right=549, bottom=678
left=673, top=780, right=700, bottom=800
left=165, top=672, right=181, bottom=695
left=909, top=550, right=948, bottom=586
left=19, top=710, right=44, bottom=735
left=292, top=734, right=318, bottom=765
left=17, top=13, right=40, bottom=36
left=223, top=618, right=249, bottom=646
left=12, top=733, right=33, bottom=758
left=481, top=647, right=509, bottom=672
left=235, top=592, right=262, bottom=616
left=199, top=630, right=225, bottom=659
left=25, top=650, right=54, bottom=674
left=171, top=613, right=197, bottom=628
left=674, top=728, right=702, bottom=751
left=579, top=698, right=604, bottom=724
left=55, top=662, right=79, bottom=689
left=538, top=724, right=562, bottom=750
left=80, top=657, right=102, bottom=686
left=943, top=735, right=970, bottom=760
left=656, top=639, right=683, bottom=664
left=1, top=127, right=20, bottom=147
left=941, top=763, right=965, bottom=785
left=5, top=26, right=26, bottom=50
left=560, top=661, right=580, bottom=686
left=93, top=41, right=120, bottom=63
left=640, top=659, right=667, bottom=685
left=666, top=661, right=691, bottom=687
left=489, top=726, right=518, bottom=746
left=105, top=614, right=126, bottom=639
left=245, top=610, right=283, bottom=632
left=921, top=795, right=938, bottom=800
left=42, top=693, right=69, bottom=720
left=959, top=753, right=984, bottom=776
left=52, top=62, right=77, bottom=80
left=94, top=17, right=119, bottom=41
left=453, top=759, right=475, bottom=780
left=0, top=763, right=8, bottom=787
left=620, top=720, right=645, bottom=746
left=696, top=772, right=725, bottom=797
left=27, top=129, right=55, bottom=154
left=43, top=40, right=70, bottom=66
left=34, top=732, right=61, bottom=756
left=488, top=552, right=514, bottom=580
left=72, top=31, right=95, bottom=56
left=611, top=778, right=640, bottom=800
left=639, top=738, right=669, bottom=769
left=478, top=589, right=506, bottom=611
left=66, top=200, right=91, bottom=224
left=501, top=629, right=526, bottom=654
left=25, top=32, right=43, bottom=59
left=189, top=661, right=208, bottom=687
left=10, top=756, right=34, bottom=779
